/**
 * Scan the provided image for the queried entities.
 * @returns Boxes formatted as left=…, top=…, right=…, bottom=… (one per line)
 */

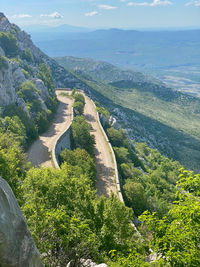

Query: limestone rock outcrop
left=0, top=12, right=84, bottom=109
left=0, top=60, right=19, bottom=106
left=0, top=177, right=44, bottom=267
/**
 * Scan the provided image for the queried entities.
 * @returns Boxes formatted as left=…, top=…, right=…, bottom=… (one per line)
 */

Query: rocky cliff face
left=0, top=12, right=82, bottom=109
left=0, top=177, right=44, bottom=267
left=0, top=59, right=25, bottom=106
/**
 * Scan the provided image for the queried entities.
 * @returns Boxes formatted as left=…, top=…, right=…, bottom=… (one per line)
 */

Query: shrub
left=71, top=116, right=95, bottom=156
left=0, top=31, right=18, bottom=57
left=0, top=56, right=8, bottom=69
left=38, top=63, right=54, bottom=96
left=74, top=93, right=85, bottom=104
left=3, top=104, right=38, bottom=145
left=73, top=101, right=84, bottom=115
left=22, top=48, right=32, bottom=62
left=107, top=127, right=125, bottom=147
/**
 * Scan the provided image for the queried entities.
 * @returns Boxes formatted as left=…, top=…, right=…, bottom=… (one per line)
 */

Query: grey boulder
left=0, top=177, right=43, bottom=267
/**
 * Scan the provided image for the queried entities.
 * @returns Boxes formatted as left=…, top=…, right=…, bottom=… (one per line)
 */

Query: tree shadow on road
left=95, top=150, right=116, bottom=198
left=27, top=139, right=50, bottom=167
left=42, top=102, right=70, bottom=138
left=85, top=113, right=96, bottom=122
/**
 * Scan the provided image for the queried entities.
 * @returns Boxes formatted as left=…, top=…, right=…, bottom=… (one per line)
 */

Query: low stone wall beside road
left=52, top=107, right=74, bottom=169
left=91, top=99, right=125, bottom=203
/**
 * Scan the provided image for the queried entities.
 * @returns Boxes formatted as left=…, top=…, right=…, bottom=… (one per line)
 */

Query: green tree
left=38, top=63, right=55, bottom=96
left=18, top=81, right=41, bottom=113
left=120, top=163, right=143, bottom=180
left=59, top=148, right=96, bottom=185
left=0, top=56, right=8, bottom=69
left=72, top=88, right=76, bottom=96
left=74, top=93, right=85, bottom=105
left=0, top=132, right=28, bottom=196
left=0, top=32, right=18, bottom=57
left=35, top=111, right=49, bottom=134
left=3, top=104, right=38, bottom=145
left=113, top=147, right=130, bottom=164
left=22, top=48, right=33, bottom=62
left=123, top=181, right=147, bottom=216
left=71, top=116, right=95, bottom=156
left=73, top=101, right=84, bottom=116
left=107, top=127, right=125, bottom=147
left=140, top=169, right=200, bottom=266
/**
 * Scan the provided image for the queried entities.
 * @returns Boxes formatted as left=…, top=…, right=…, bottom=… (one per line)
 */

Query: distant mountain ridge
left=33, top=28, right=200, bottom=69
left=23, top=24, right=92, bottom=33
left=29, top=27, right=200, bottom=96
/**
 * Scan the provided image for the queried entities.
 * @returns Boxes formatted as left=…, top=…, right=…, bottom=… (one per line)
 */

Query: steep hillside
left=56, top=56, right=157, bottom=84
left=38, top=28, right=200, bottom=96
left=0, top=13, right=85, bottom=145
left=0, top=13, right=82, bottom=107
left=56, top=56, right=200, bottom=171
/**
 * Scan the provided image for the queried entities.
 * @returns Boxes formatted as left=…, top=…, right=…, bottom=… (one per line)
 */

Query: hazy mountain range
left=29, top=27, right=200, bottom=96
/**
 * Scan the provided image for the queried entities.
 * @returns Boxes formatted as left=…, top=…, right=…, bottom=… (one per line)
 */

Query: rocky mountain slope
left=0, top=176, right=44, bottom=266
left=0, top=13, right=82, bottom=108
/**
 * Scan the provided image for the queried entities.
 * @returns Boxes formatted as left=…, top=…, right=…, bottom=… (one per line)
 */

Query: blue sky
left=1, top=0, right=200, bottom=28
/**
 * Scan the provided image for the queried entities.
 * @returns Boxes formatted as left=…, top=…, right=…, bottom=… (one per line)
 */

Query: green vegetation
left=0, top=25, right=199, bottom=264
left=71, top=116, right=95, bottom=156
left=106, top=123, right=181, bottom=218
left=71, top=87, right=76, bottom=96
left=56, top=56, right=200, bottom=170
left=1, top=91, right=199, bottom=266
left=22, top=48, right=33, bottom=62
left=73, top=92, right=85, bottom=116
left=0, top=115, right=26, bottom=145
left=140, top=169, right=200, bottom=266
left=37, top=63, right=58, bottom=114
left=20, top=166, right=138, bottom=266
left=0, top=56, right=8, bottom=69
left=59, top=148, right=96, bottom=186
left=21, top=68, right=30, bottom=78
left=59, top=91, right=70, bottom=98
left=38, top=63, right=54, bottom=96
left=3, top=104, right=38, bottom=146
left=0, top=132, right=29, bottom=196
left=0, top=31, right=18, bottom=57
left=95, top=101, right=110, bottom=121
left=16, top=80, right=58, bottom=135
left=18, top=81, right=41, bottom=113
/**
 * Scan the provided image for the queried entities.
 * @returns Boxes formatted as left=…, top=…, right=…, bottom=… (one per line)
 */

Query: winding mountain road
left=83, top=94, right=117, bottom=197
left=27, top=90, right=73, bottom=167
left=27, top=89, right=117, bottom=198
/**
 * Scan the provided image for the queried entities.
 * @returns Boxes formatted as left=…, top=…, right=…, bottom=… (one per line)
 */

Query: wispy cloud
left=85, top=11, right=98, bottom=17
left=40, top=12, right=63, bottom=19
left=185, top=0, right=200, bottom=6
left=128, top=0, right=172, bottom=6
left=98, top=5, right=118, bottom=10
left=11, top=14, right=32, bottom=19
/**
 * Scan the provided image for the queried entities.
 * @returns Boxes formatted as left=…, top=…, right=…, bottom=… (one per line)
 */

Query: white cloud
left=185, top=0, right=200, bottom=6
left=11, top=14, right=32, bottom=19
left=128, top=0, right=172, bottom=6
left=40, top=12, right=63, bottom=19
left=85, top=11, right=98, bottom=17
left=98, top=5, right=118, bottom=10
